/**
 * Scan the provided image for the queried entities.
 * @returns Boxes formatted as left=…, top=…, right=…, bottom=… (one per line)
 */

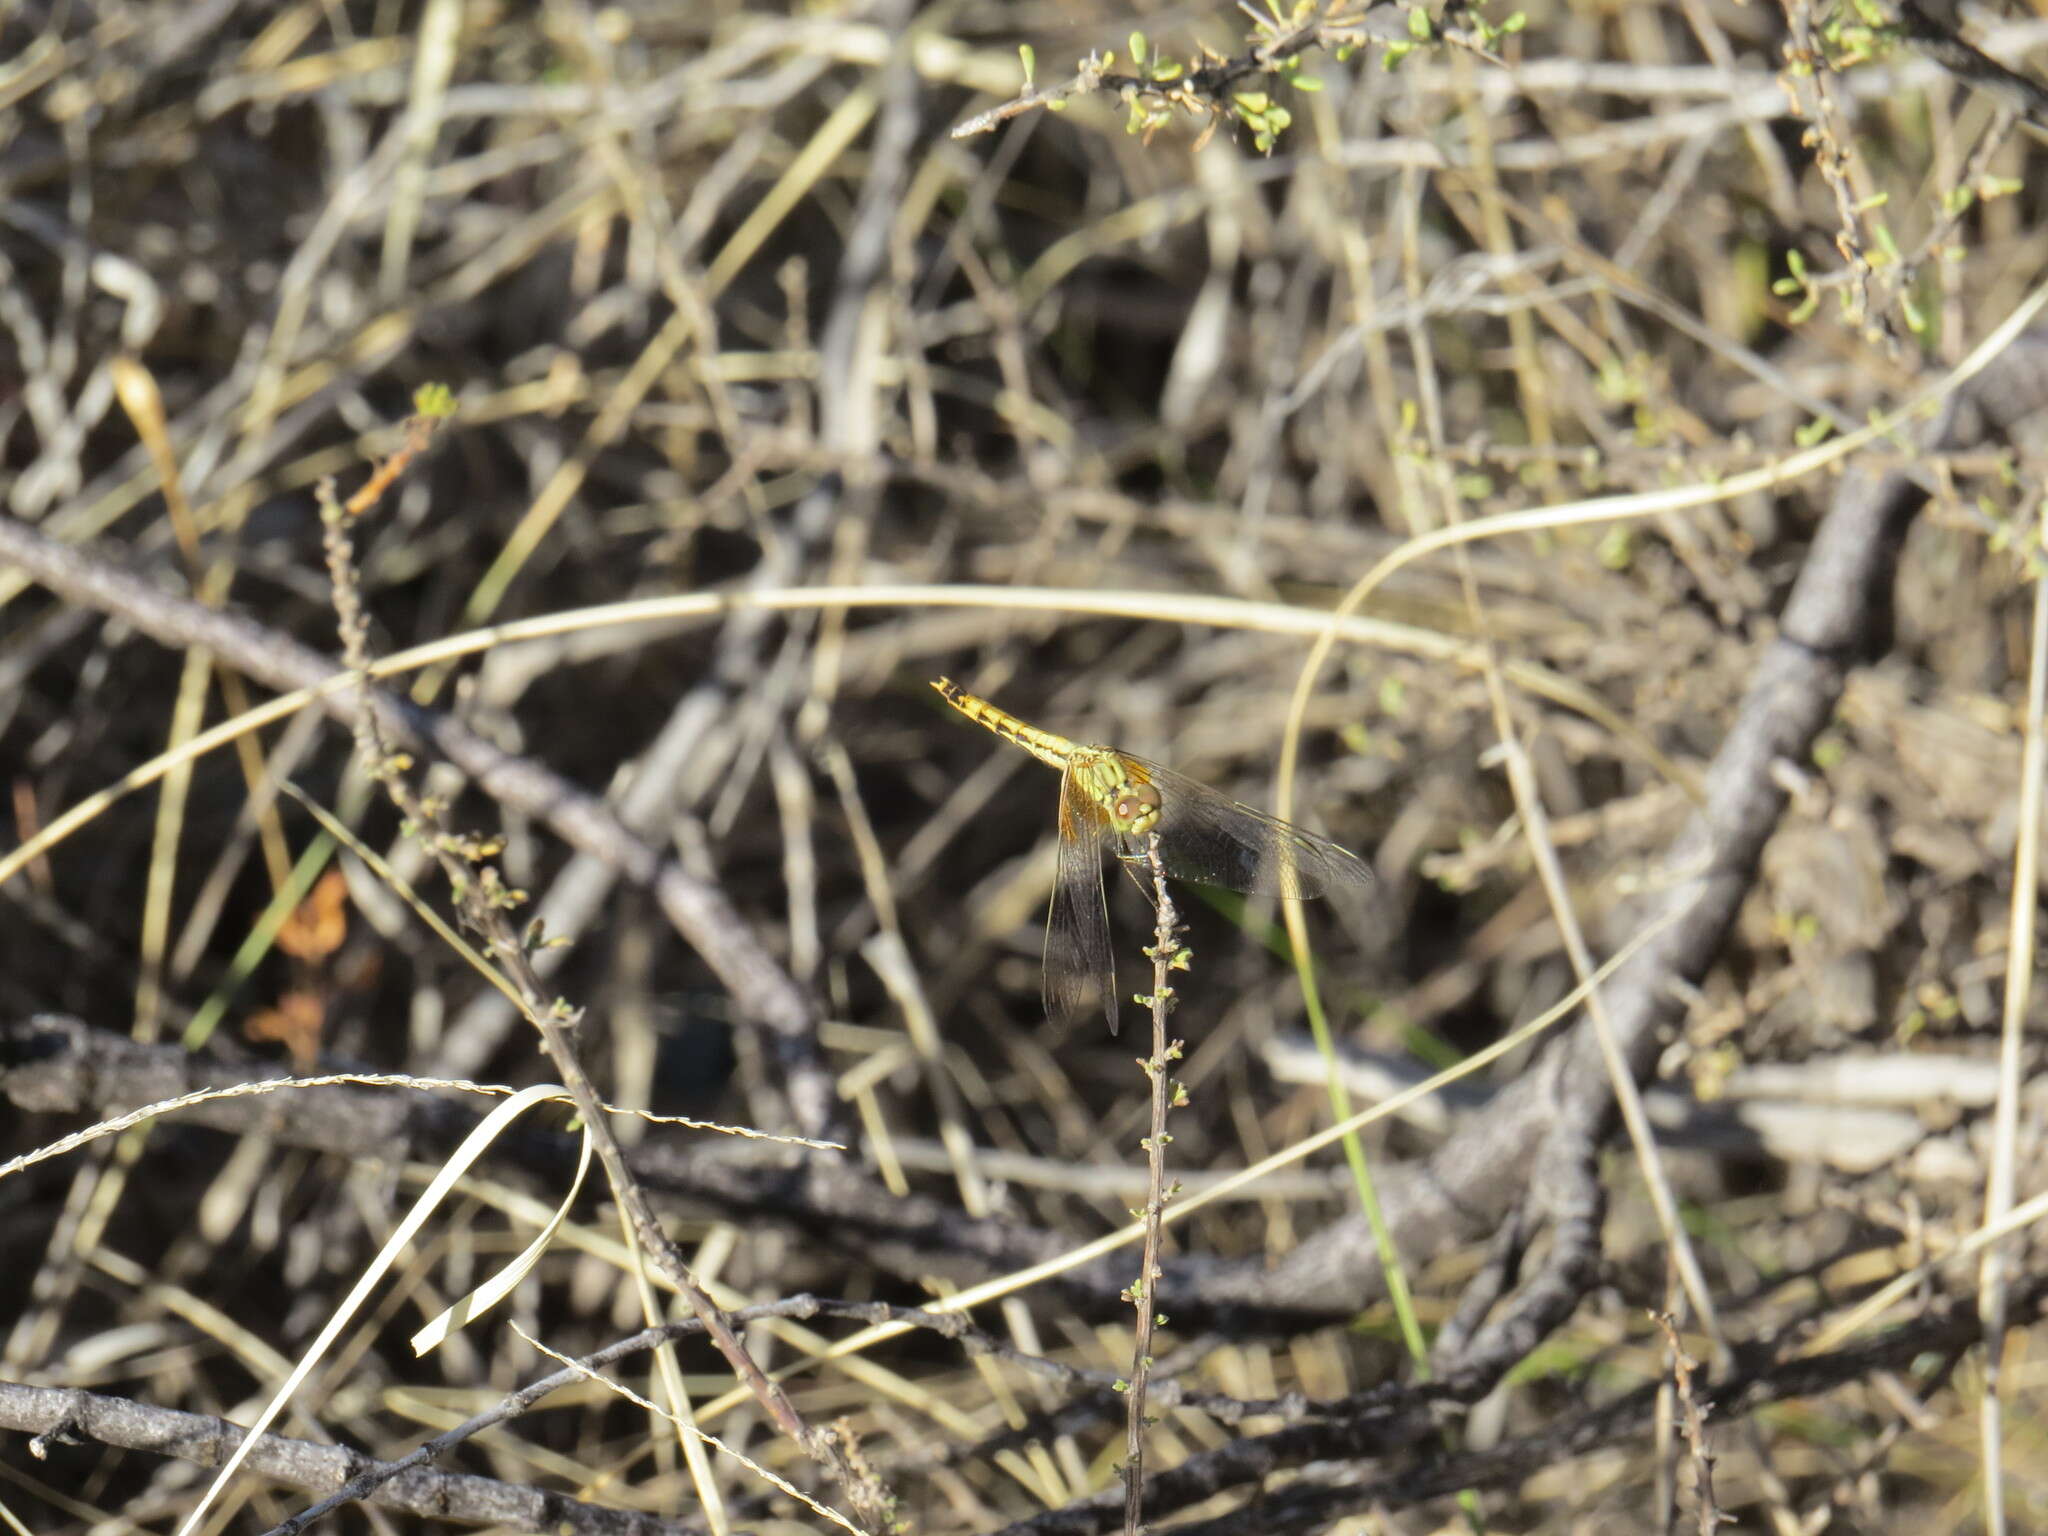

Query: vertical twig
left=1653, top=1310, right=1728, bottom=1535
left=1122, top=832, right=1184, bottom=1536
left=313, top=412, right=890, bottom=1535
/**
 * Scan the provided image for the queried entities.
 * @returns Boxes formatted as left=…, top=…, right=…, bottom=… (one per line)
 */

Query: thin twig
left=1122, top=832, right=1183, bottom=1536
left=1653, top=1310, right=1729, bottom=1536
left=314, top=437, right=891, bottom=1533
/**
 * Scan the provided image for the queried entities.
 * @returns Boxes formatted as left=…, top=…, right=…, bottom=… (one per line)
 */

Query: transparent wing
left=1045, top=768, right=1121, bottom=1034
left=1123, top=754, right=1372, bottom=899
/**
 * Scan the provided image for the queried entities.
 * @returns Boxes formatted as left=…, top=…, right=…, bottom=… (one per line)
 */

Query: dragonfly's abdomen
left=932, top=677, right=1076, bottom=770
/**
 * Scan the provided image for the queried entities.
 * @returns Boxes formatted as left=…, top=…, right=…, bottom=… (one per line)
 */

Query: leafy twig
left=1122, top=832, right=1187, bottom=1535
left=314, top=402, right=893, bottom=1534
left=951, top=4, right=1524, bottom=153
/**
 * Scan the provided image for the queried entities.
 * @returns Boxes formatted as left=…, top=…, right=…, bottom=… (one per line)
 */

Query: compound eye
left=1114, top=784, right=1162, bottom=822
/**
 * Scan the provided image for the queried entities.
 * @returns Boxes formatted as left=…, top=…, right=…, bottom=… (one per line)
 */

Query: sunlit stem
left=1123, top=832, right=1183, bottom=1536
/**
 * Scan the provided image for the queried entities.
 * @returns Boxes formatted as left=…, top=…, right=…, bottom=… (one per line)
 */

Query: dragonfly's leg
left=1114, top=841, right=1154, bottom=895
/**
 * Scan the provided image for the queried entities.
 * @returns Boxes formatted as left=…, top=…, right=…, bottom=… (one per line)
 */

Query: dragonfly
left=933, top=677, right=1371, bottom=1032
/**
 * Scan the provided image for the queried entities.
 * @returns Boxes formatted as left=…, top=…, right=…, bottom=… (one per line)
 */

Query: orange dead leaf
left=246, top=990, right=325, bottom=1071
left=278, top=869, right=349, bottom=962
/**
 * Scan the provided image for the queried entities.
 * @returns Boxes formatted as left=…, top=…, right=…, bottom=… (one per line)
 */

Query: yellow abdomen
left=932, top=678, right=1077, bottom=770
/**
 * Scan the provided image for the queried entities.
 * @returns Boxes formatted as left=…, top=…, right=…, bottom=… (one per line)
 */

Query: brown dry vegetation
left=5, top=2, right=2048, bottom=1533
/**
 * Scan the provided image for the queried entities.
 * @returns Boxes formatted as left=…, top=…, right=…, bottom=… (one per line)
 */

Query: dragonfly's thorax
left=1071, top=746, right=1163, bottom=836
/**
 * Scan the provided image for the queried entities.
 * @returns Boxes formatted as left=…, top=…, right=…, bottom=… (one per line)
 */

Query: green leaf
left=1019, top=43, right=1035, bottom=87
left=412, top=382, right=457, bottom=418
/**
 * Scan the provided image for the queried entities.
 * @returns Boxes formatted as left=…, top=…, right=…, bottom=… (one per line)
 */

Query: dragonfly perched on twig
left=933, top=678, right=1371, bottom=1032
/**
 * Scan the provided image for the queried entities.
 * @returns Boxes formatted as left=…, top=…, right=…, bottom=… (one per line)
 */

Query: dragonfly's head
left=1108, top=779, right=1162, bottom=836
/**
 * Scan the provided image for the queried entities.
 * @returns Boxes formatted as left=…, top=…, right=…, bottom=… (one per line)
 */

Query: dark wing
left=1045, top=767, right=1121, bottom=1033
left=1125, top=755, right=1372, bottom=899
